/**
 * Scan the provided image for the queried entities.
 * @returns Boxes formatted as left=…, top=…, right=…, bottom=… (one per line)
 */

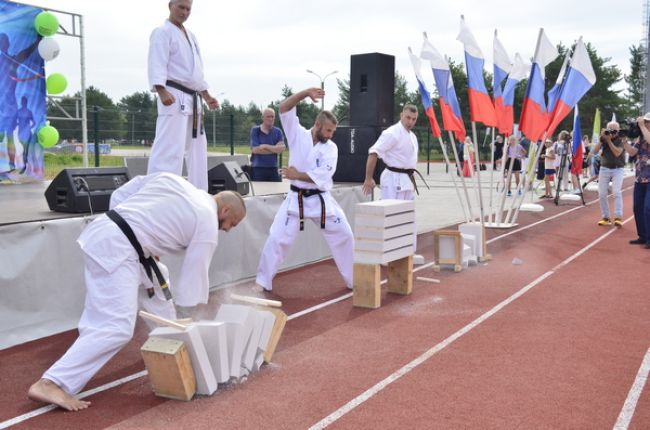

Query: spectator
left=594, top=121, right=625, bottom=226
left=625, top=115, right=650, bottom=247
left=249, top=108, right=285, bottom=182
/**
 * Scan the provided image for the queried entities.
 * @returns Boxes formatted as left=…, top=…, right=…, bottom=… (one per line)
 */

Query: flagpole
left=471, top=122, right=486, bottom=224
left=488, top=127, right=496, bottom=223
left=497, top=154, right=515, bottom=225
left=509, top=132, right=547, bottom=224
left=448, top=130, right=475, bottom=220
left=438, top=135, right=470, bottom=222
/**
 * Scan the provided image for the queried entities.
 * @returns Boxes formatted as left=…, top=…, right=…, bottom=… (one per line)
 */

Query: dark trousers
left=251, top=167, right=281, bottom=182
left=633, top=182, right=650, bottom=243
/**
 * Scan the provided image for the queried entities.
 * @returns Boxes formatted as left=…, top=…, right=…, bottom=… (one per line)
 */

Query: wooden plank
left=354, top=245, right=413, bottom=265
left=354, top=233, right=414, bottom=253
left=387, top=255, right=413, bottom=295
left=230, top=293, right=282, bottom=308
left=263, top=307, right=287, bottom=363
left=353, top=263, right=381, bottom=309
left=141, top=337, right=196, bottom=401
left=355, top=222, right=414, bottom=241
left=355, top=199, right=415, bottom=215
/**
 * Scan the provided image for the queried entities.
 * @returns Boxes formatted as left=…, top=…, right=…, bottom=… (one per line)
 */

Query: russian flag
left=546, top=38, right=596, bottom=137
left=519, top=29, right=558, bottom=141
left=457, top=16, right=497, bottom=127
left=493, top=31, right=512, bottom=135
left=546, top=51, right=570, bottom=114
left=571, top=104, right=583, bottom=176
left=501, top=53, right=530, bottom=136
left=408, top=48, right=441, bottom=138
left=420, top=36, right=466, bottom=142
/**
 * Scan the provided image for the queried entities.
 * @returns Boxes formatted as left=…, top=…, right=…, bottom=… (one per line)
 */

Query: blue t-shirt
left=250, top=126, right=284, bottom=168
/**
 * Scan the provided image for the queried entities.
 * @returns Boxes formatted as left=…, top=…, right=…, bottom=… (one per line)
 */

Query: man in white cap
left=147, top=0, right=220, bottom=190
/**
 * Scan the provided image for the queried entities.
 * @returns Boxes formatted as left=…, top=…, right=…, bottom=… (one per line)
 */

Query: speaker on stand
left=207, top=161, right=251, bottom=196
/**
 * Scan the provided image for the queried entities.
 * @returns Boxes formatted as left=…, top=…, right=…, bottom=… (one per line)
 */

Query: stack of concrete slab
left=141, top=302, right=285, bottom=400
left=354, top=199, right=415, bottom=265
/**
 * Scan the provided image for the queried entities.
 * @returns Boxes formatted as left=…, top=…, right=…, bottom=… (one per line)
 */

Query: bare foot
left=28, top=379, right=91, bottom=411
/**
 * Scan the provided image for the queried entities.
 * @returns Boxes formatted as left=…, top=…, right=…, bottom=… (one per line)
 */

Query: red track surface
left=1, top=180, right=648, bottom=429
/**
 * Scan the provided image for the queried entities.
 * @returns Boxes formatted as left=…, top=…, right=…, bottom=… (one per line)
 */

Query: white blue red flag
left=420, top=36, right=466, bottom=142
left=519, top=29, right=558, bottom=141
left=408, top=48, right=441, bottom=138
left=571, top=104, right=583, bottom=176
left=493, top=30, right=512, bottom=135
left=545, top=38, right=596, bottom=137
left=501, top=53, right=530, bottom=136
left=457, top=16, right=497, bottom=127
left=546, top=51, right=570, bottom=114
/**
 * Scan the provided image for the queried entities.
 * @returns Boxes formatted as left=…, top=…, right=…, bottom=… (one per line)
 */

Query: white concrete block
left=354, top=245, right=413, bottom=265
left=459, top=222, right=485, bottom=258
left=252, top=310, right=276, bottom=372
left=149, top=325, right=218, bottom=396
left=355, top=212, right=415, bottom=229
left=354, top=234, right=414, bottom=253
left=214, top=304, right=256, bottom=379
left=355, top=222, right=414, bottom=241
left=355, top=199, right=415, bottom=216
left=242, top=309, right=265, bottom=372
left=194, top=321, right=230, bottom=384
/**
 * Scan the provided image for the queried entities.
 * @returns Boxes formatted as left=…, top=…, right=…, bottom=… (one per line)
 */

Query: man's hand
left=305, top=87, right=325, bottom=104
left=280, top=166, right=300, bottom=180
left=156, top=87, right=176, bottom=106
left=362, top=178, right=376, bottom=195
left=203, top=93, right=219, bottom=110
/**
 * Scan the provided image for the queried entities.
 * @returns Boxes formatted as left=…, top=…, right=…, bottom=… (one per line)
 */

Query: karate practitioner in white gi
left=255, top=88, right=354, bottom=291
left=147, top=0, right=220, bottom=190
left=28, top=172, right=246, bottom=411
left=362, top=104, right=423, bottom=256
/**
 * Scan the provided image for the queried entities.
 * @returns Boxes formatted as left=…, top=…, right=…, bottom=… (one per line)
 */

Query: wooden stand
left=353, top=255, right=413, bottom=309
left=141, top=337, right=196, bottom=401
left=433, top=230, right=463, bottom=272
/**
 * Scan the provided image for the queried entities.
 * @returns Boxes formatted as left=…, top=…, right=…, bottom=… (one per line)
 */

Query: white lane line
left=613, top=348, right=650, bottom=430
left=0, top=199, right=625, bottom=428
left=0, top=371, right=147, bottom=429
left=308, top=218, right=629, bottom=429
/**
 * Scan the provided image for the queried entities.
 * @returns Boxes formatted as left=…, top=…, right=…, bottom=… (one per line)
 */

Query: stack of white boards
left=140, top=301, right=286, bottom=401
left=354, top=199, right=415, bottom=265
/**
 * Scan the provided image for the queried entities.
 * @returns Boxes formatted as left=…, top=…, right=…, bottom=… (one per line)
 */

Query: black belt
left=385, top=165, right=430, bottom=195
left=290, top=185, right=325, bottom=231
left=165, top=80, right=204, bottom=139
left=106, top=210, right=172, bottom=301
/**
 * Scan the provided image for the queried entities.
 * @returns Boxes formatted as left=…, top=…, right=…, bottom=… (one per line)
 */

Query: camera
left=620, top=118, right=641, bottom=139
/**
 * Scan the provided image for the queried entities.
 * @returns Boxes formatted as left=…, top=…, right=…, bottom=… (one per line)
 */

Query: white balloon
left=38, top=37, right=60, bottom=61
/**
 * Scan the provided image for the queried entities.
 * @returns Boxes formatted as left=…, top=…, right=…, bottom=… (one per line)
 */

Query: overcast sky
left=22, top=0, right=646, bottom=110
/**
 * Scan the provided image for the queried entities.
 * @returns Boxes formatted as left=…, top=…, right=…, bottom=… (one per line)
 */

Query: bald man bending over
left=28, top=172, right=246, bottom=411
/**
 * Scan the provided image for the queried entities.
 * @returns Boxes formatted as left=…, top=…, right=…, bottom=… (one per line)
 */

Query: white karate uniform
left=369, top=121, right=419, bottom=251
left=255, top=108, right=354, bottom=290
left=147, top=20, right=210, bottom=190
left=369, top=121, right=419, bottom=201
left=42, top=173, right=219, bottom=394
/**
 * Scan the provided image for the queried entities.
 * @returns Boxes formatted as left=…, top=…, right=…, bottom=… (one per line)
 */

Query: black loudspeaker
left=332, top=126, right=385, bottom=183
left=44, top=167, right=130, bottom=213
left=207, top=161, right=250, bottom=196
left=349, top=53, right=395, bottom=127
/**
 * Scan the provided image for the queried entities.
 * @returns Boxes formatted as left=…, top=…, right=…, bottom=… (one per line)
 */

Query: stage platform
left=0, top=178, right=368, bottom=349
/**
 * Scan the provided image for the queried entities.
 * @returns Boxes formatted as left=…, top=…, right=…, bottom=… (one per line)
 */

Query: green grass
left=44, top=153, right=126, bottom=180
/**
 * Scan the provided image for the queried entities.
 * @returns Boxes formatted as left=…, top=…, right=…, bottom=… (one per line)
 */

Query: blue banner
left=0, top=0, right=46, bottom=182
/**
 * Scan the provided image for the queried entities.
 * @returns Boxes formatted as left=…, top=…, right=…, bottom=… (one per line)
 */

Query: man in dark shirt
left=249, top=108, right=285, bottom=181
left=594, top=121, right=626, bottom=226
left=626, top=115, right=650, bottom=247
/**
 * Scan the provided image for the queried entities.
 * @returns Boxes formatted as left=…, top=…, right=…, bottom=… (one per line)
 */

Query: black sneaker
left=629, top=238, right=645, bottom=245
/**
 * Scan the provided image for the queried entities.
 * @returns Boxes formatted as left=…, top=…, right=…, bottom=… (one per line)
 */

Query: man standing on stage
left=249, top=108, right=286, bottom=182
left=362, top=104, right=423, bottom=260
left=147, top=0, right=219, bottom=190
left=255, top=88, right=354, bottom=292
left=28, top=172, right=246, bottom=411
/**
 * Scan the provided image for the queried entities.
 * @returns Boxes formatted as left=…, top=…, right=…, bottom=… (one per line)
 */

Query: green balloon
left=38, top=125, right=59, bottom=148
left=34, top=11, right=59, bottom=37
left=46, top=73, right=67, bottom=95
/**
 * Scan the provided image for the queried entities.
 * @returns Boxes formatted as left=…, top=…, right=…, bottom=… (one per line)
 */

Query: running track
left=0, top=180, right=648, bottom=429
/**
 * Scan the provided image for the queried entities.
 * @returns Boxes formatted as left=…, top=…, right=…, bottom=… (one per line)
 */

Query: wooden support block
left=433, top=229, right=463, bottom=271
left=263, top=307, right=287, bottom=363
left=386, top=255, right=413, bottom=295
left=149, top=326, right=218, bottom=395
left=353, top=263, right=381, bottom=309
left=141, top=337, right=196, bottom=401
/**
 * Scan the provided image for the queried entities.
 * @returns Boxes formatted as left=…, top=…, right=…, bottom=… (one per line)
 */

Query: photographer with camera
left=624, top=115, right=650, bottom=247
left=594, top=121, right=626, bottom=226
